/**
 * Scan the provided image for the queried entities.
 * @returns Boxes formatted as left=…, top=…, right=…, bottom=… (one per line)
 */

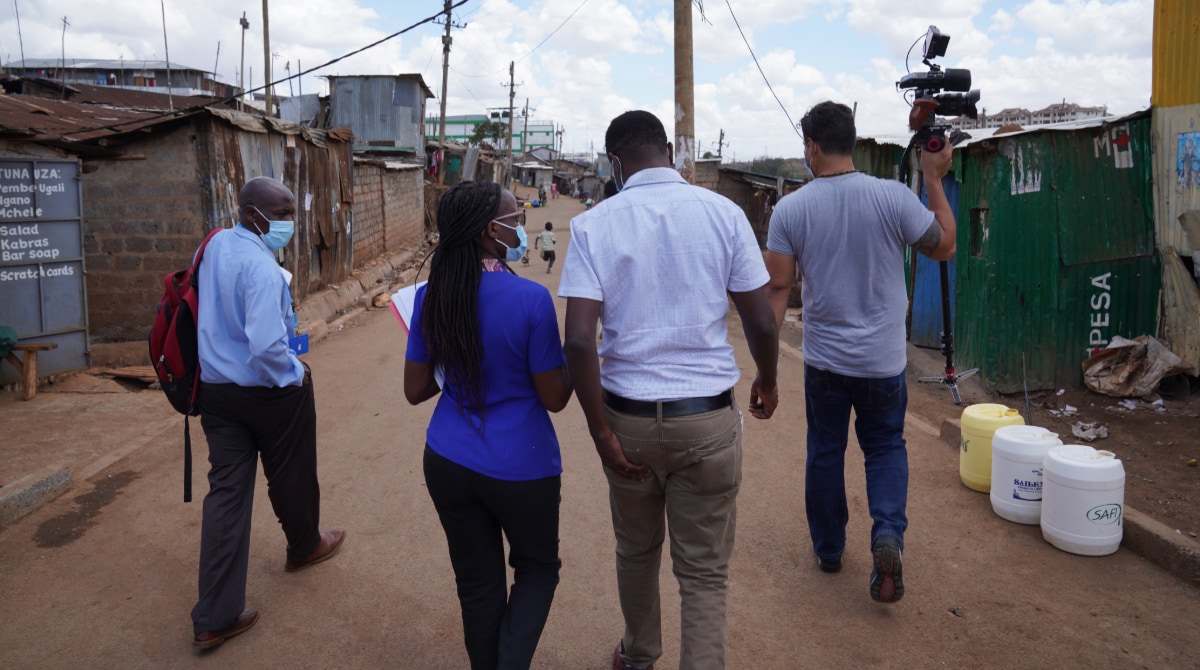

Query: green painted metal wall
left=955, top=113, right=1159, bottom=392
left=1057, top=255, right=1162, bottom=386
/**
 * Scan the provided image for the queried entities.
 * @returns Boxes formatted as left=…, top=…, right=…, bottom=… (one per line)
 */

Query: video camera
left=896, top=26, right=981, bottom=153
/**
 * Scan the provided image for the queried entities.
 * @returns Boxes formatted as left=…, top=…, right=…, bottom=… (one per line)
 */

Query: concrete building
left=425, top=113, right=557, bottom=154
left=3, top=58, right=238, bottom=99
left=952, top=102, right=1109, bottom=130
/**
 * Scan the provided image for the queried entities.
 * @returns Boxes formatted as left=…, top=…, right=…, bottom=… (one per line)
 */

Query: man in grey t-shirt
left=764, top=101, right=955, bottom=604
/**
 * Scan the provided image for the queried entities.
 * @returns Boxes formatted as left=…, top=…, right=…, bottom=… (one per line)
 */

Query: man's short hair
left=800, top=101, right=857, bottom=156
left=605, top=110, right=669, bottom=155
left=544, top=222, right=553, bottom=230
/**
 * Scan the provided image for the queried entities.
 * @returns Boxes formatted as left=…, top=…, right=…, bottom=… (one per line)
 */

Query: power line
left=722, top=0, right=803, bottom=142
left=450, top=0, right=592, bottom=79
left=60, top=0, right=473, bottom=140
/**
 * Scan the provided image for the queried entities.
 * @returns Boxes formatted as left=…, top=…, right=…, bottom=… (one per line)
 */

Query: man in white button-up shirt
left=560, top=110, right=778, bottom=670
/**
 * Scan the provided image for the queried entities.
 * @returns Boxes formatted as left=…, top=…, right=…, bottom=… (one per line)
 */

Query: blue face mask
left=493, top=220, right=527, bottom=263
left=250, top=205, right=295, bottom=250
left=262, top=220, right=295, bottom=250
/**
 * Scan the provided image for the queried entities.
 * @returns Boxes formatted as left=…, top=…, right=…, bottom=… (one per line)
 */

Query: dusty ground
left=1017, top=385, right=1199, bottom=537
left=775, top=322, right=1200, bottom=540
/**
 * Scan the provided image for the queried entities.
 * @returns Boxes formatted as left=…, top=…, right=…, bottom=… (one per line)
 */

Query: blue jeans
left=804, top=365, right=908, bottom=560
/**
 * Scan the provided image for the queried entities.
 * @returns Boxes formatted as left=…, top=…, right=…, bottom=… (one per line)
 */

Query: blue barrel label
left=1011, top=471, right=1043, bottom=501
left=1086, top=503, right=1123, bottom=525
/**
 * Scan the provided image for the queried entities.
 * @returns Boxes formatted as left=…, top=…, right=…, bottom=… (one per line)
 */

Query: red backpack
left=148, top=227, right=222, bottom=502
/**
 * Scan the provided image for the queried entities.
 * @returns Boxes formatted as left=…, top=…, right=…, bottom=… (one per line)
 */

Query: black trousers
left=191, top=378, right=321, bottom=635
left=423, top=446, right=561, bottom=670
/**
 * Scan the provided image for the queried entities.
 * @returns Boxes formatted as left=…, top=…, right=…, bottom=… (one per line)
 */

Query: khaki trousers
left=604, top=399, right=742, bottom=670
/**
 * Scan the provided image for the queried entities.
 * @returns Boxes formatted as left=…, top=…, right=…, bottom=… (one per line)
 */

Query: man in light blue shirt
left=190, top=177, right=345, bottom=650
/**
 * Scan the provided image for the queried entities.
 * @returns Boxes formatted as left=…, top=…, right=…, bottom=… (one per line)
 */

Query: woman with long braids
left=404, top=181, right=572, bottom=670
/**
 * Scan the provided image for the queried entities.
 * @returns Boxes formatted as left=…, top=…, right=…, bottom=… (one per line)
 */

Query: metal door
left=0, top=158, right=87, bottom=384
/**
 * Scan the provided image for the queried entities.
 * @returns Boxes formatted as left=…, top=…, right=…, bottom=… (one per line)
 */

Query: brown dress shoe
left=285, top=528, right=346, bottom=573
left=613, top=641, right=654, bottom=670
left=193, top=608, right=259, bottom=650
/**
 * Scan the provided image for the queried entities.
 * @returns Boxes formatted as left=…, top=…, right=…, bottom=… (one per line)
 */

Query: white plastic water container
left=990, top=425, right=1064, bottom=524
left=1041, top=445, right=1125, bottom=556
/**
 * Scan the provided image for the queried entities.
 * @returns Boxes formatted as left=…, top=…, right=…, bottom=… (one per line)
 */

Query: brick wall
left=352, top=163, right=386, bottom=263
left=82, top=125, right=206, bottom=341
left=382, top=167, right=424, bottom=252
left=352, top=160, right=425, bottom=264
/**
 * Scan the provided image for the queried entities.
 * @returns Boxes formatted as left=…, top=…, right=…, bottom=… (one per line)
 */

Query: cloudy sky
left=3, top=0, right=1152, bottom=160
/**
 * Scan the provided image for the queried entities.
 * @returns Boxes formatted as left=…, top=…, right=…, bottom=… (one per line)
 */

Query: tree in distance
left=470, top=120, right=510, bottom=148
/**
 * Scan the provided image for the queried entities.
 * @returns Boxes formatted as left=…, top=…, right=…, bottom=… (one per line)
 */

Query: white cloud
left=1015, top=0, right=1151, bottom=57
left=0, top=0, right=1156, bottom=159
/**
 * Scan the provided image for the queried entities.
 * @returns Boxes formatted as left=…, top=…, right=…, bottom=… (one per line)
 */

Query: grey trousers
left=191, top=379, right=321, bottom=635
left=604, top=399, right=742, bottom=670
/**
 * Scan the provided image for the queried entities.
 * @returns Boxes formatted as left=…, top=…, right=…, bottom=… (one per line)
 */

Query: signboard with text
left=0, top=159, right=88, bottom=383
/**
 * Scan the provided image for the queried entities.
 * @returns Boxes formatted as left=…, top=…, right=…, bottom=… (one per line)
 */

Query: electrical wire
left=723, top=0, right=803, bottom=141
left=60, top=0, right=473, bottom=140
left=450, top=0, right=592, bottom=78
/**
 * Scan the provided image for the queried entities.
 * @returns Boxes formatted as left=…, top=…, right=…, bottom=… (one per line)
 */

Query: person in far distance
left=534, top=222, right=557, bottom=274
left=764, top=101, right=957, bottom=604
left=404, top=180, right=573, bottom=670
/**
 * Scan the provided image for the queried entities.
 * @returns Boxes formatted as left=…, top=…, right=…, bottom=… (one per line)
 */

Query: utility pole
left=213, top=41, right=221, bottom=88
left=673, top=0, right=695, bottom=183
left=505, top=62, right=516, bottom=188
left=521, top=98, right=530, bottom=159
left=59, top=16, right=70, bottom=86
left=262, top=0, right=272, bottom=116
left=13, top=0, right=25, bottom=71
left=435, top=1, right=465, bottom=185
left=239, top=12, right=248, bottom=111
left=717, top=128, right=725, bottom=160
left=158, top=1, right=172, bottom=111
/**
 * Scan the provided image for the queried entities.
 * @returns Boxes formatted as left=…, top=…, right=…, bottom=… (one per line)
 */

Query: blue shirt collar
left=234, top=223, right=273, bottom=253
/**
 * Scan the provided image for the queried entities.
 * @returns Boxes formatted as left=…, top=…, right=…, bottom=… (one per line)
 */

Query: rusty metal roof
left=0, top=93, right=337, bottom=150
left=65, top=83, right=237, bottom=112
left=0, top=93, right=167, bottom=142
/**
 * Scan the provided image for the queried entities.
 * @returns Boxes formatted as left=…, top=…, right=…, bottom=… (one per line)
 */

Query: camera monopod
left=903, top=133, right=978, bottom=406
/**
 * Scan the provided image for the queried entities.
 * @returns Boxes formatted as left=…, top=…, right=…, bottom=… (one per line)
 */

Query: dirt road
left=2, top=197, right=1197, bottom=668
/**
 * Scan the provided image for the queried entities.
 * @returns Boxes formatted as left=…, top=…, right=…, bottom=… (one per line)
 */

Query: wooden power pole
left=436, top=0, right=454, bottom=185
left=506, top=62, right=515, bottom=188
left=674, top=0, right=695, bottom=183
left=261, top=0, right=272, bottom=116
left=238, top=12, right=248, bottom=111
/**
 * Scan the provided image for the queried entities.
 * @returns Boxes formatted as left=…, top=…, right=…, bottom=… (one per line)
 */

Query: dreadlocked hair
left=422, top=180, right=503, bottom=417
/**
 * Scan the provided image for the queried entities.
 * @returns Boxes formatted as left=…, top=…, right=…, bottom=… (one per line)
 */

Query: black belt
left=603, top=389, right=733, bottom=418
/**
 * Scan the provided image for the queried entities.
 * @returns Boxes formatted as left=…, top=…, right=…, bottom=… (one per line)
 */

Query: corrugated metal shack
left=953, top=112, right=1160, bottom=392
left=856, top=116, right=1161, bottom=393
left=0, top=90, right=355, bottom=345
left=1150, top=0, right=1200, bottom=376
left=327, top=75, right=434, bottom=154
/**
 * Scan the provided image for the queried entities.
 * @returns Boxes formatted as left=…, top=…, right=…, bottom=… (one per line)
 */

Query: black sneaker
left=817, top=554, right=842, bottom=573
left=870, top=536, right=904, bottom=603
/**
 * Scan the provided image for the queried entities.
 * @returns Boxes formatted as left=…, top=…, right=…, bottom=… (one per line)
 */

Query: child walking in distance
left=404, top=181, right=573, bottom=669
left=535, top=222, right=557, bottom=274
